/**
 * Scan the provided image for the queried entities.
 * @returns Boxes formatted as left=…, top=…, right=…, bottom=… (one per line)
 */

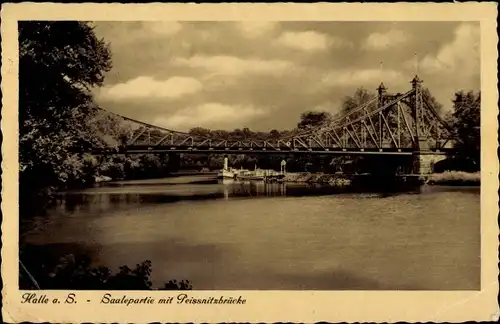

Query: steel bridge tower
left=410, top=75, right=445, bottom=175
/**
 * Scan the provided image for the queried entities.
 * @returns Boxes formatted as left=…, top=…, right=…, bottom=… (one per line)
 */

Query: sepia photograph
left=19, top=19, right=482, bottom=291
left=2, top=2, right=498, bottom=323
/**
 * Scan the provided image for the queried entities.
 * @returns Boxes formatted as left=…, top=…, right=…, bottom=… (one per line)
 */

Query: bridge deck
left=92, top=146, right=453, bottom=156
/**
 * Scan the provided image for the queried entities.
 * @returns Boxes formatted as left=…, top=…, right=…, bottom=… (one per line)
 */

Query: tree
left=19, top=21, right=112, bottom=202
left=211, top=129, right=229, bottom=140
left=449, top=90, right=481, bottom=171
left=269, top=129, right=281, bottom=139
left=242, top=127, right=254, bottom=139
left=89, top=110, right=133, bottom=149
left=421, top=87, right=444, bottom=117
left=297, top=111, right=332, bottom=130
left=19, top=248, right=193, bottom=290
left=189, top=127, right=211, bottom=137
left=340, top=87, right=375, bottom=118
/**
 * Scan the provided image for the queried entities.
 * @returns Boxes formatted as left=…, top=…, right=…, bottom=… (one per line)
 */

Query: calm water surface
left=22, top=175, right=480, bottom=290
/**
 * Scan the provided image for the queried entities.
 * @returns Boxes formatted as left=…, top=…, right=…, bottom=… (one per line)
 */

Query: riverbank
left=94, top=170, right=217, bottom=183
left=283, top=171, right=480, bottom=186
left=284, top=172, right=352, bottom=186
left=96, top=170, right=480, bottom=187
left=426, top=171, right=480, bottom=186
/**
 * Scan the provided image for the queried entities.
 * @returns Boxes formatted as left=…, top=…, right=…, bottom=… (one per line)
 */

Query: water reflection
left=21, top=175, right=481, bottom=290
left=33, top=175, right=482, bottom=224
left=56, top=180, right=405, bottom=215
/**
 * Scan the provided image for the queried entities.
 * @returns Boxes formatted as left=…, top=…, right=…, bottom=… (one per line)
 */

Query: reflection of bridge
left=93, top=75, right=456, bottom=174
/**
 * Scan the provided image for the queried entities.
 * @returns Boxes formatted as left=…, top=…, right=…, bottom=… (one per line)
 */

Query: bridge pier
left=412, top=137, right=446, bottom=175
left=412, top=152, right=447, bottom=175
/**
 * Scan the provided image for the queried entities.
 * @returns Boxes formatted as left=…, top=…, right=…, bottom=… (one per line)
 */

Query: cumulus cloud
left=419, top=23, right=480, bottom=75
left=94, top=21, right=479, bottom=130
left=98, top=76, right=203, bottom=101
left=310, top=101, right=342, bottom=113
left=147, top=21, right=183, bottom=36
left=154, top=103, right=266, bottom=130
left=237, top=21, right=278, bottom=38
left=321, top=69, right=404, bottom=87
left=276, top=31, right=346, bottom=52
left=363, top=29, right=408, bottom=51
left=172, top=55, right=295, bottom=76
left=95, top=22, right=183, bottom=47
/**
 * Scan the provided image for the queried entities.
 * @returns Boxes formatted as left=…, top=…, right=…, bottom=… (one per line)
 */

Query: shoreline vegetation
left=95, top=170, right=480, bottom=187
left=19, top=249, right=193, bottom=291
left=426, top=171, right=480, bottom=186
left=283, top=171, right=480, bottom=186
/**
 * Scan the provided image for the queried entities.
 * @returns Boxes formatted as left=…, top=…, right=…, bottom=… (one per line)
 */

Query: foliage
left=297, top=111, right=332, bottom=130
left=340, top=87, right=375, bottom=119
left=19, top=250, right=192, bottom=290
left=89, top=111, right=134, bottom=148
left=94, top=154, right=175, bottom=181
left=446, top=90, right=481, bottom=171
left=19, top=21, right=112, bottom=203
left=188, top=127, right=286, bottom=141
left=427, top=171, right=480, bottom=185
left=188, top=127, right=212, bottom=138
left=422, top=87, right=444, bottom=116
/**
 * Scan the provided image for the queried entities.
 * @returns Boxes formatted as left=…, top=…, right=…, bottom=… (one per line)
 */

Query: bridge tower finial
left=377, top=82, right=387, bottom=108
left=414, top=52, right=420, bottom=75
left=377, top=82, right=387, bottom=93
left=411, top=74, right=422, bottom=89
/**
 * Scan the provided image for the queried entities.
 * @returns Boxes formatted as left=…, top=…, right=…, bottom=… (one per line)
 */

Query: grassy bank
left=284, top=172, right=351, bottom=186
left=284, top=171, right=480, bottom=187
left=426, top=171, right=480, bottom=186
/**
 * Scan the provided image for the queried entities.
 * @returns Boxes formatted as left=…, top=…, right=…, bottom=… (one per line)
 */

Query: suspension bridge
left=92, top=75, right=456, bottom=175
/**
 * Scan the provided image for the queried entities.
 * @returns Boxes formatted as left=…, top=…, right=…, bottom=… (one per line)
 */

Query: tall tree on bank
left=421, top=87, right=444, bottom=117
left=449, top=90, right=481, bottom=171
left=19, top=21, right=112, bottom=199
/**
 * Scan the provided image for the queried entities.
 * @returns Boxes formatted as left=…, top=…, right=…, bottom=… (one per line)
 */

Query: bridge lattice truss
left=97, top=76, right=454, bottom=155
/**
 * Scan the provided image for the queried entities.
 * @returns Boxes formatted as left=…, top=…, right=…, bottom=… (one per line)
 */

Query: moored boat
left=217, top=169, right=235, bottom=179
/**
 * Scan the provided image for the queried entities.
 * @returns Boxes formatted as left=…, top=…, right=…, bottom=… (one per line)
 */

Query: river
left=20, top=175, right=480, bottom=290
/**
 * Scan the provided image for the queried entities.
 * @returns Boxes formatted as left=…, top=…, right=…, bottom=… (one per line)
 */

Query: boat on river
left=217, top=169, right=236, bottom=179
left=217, top=157, right=237, bottom=179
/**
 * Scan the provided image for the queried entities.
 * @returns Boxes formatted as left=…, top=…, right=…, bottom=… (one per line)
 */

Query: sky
left=92, top=21, right=480, bottom=132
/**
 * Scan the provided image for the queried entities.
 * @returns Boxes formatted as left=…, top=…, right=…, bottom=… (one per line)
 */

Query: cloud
left=154, top=102, right=266, bottom=130
left=146, top=22, right=183, bottom=36
left=321, top=69, right=404, bottom=87
left=237, top=22, right=278, bottom=38
left=98, top=76, right=203, bottom=101
left=363, top=29, right=408, bottom=51
left=94, top=21, right=477, bottom=130
left=310, top=100, right=342, bottom=113
left=172, top=55, right=295, bottom=76
left=95, top=22, right=183, bottom=48
left=276, top=31, right=344, bottom=52
left=419, top=23, right=480, bottom=74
